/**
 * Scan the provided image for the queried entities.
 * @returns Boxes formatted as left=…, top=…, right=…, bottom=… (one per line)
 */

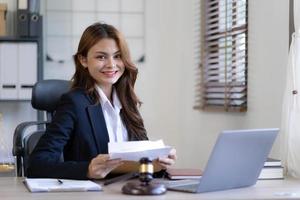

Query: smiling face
left=79, top=38, right=125, bottom=92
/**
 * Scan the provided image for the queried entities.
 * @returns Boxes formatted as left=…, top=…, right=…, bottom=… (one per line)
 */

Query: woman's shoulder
left=54, top=88, right=93, bottom=116
left=65, top=88, right=85, bottom=96
left=61, top=88, right=92, bottom=103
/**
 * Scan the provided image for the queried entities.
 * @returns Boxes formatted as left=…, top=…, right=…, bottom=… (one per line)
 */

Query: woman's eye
left=97, top=55, right=105, bottom=60
left=114, top=54, right=122, bottom=59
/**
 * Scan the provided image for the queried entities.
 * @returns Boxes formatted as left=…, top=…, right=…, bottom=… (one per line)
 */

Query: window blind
left=195, top=0, right=248, bottom=112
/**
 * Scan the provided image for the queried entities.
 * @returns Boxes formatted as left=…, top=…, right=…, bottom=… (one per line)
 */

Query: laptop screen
left=168, top=128, right=278, bottom=193
left=196, top=128, right=278, bottom=193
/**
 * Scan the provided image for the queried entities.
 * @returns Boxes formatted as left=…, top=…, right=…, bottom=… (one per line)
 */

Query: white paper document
left=24, top=178, right=102, bottom=192
left=108, top=140, right=172, bottom=161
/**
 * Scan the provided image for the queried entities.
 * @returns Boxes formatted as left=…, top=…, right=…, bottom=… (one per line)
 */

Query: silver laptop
left=167, top=128, right=279, bottom=193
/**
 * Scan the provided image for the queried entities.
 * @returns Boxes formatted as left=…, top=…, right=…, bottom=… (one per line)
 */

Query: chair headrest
left=31, top=80, right=70, bottom=112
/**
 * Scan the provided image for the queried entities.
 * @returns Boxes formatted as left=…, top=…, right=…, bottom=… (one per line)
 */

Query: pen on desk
left=57, top=179, right=63, bottom=184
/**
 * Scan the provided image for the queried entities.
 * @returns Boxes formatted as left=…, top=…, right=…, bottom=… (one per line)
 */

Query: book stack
left=258, top=158, right=284, bottom=180
left=166, top=168, right=202, bottom=180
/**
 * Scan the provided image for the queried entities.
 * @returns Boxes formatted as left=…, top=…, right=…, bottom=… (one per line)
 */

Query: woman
left=27, top=23, right=176, bottom=179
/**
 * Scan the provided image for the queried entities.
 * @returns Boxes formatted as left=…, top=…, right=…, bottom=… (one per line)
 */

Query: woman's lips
left=101, top=71, right=118, bottom=77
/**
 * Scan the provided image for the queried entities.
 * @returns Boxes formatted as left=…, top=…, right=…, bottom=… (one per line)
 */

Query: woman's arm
left=27, top=93, right=89, bottom=180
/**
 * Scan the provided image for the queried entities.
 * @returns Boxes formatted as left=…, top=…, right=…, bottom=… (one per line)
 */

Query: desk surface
left=1, top=177, right=300, bottom=200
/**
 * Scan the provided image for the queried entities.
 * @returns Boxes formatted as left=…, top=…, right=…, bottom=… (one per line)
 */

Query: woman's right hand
left=87, top=154, right=123, bottom=179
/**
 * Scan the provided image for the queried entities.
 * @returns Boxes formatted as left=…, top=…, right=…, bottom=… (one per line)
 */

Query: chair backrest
left=32, top=79, right=71, bottom=121
left=13, top=79, right=70, bottom=176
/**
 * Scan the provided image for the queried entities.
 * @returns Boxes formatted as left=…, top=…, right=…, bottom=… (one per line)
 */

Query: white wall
left=0, top=0, right=289, bottom=168
left=139, top=0, right=289, bottom=168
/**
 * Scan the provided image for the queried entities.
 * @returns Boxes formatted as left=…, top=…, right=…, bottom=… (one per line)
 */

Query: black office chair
left=12, top=79, right=70, bottom=177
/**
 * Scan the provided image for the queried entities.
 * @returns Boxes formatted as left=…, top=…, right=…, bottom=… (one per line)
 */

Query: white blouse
left=96, top=85, right=128, bottom=142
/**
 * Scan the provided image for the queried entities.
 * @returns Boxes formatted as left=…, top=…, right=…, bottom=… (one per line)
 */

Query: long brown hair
left=72, top=22, right=147, bottom=140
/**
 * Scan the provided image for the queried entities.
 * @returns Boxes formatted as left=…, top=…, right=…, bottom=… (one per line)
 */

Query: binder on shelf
left=18, top=42, right=37, bottom=100
left=28, top=0, right=40, bottom=13
left=29, top=13, right=42, bottom=37
left=17, top=0, right=29, bottom=36
left=17, top=0, right=29, bottom=37
left=17, top=0, right=42, bottom=38
left=0, top=43, right=18, bottom=100
left=0, top=41, right=37, bottom=100
left=28, top=0, right=42, bottom=37
left=17, top=9, right=29, bottom=37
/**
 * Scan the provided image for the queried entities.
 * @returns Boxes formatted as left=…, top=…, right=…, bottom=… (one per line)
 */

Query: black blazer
left=27, top=89, right=146, bottom=179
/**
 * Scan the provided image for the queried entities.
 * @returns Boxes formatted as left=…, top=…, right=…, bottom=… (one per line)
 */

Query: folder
left=18, top=42, right=37, bottom=99
left=29, top=13, right=42, bottom=37
left=0, top=43, right=18, bottom=99
left=17, top=9, right=29, bottom=37
left=28, top=0, right=40, bottom=13
left=17, top=0, right=29, bottom=36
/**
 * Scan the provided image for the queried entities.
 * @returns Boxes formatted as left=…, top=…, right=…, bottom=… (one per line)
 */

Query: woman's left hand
left=155, top=148, right=177, bottom=169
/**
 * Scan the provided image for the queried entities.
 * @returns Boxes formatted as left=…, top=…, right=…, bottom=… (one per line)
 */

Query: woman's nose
left=107, top=57, right=116, bottom=67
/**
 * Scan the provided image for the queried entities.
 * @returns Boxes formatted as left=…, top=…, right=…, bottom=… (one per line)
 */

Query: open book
left=24, top=178, right=102, bottom=192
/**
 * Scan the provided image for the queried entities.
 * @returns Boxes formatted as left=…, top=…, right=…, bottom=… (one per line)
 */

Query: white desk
left=1, top=177, right=300, bottom=200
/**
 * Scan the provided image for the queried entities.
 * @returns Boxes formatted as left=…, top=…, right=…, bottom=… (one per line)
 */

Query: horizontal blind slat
left=206, top=5, right=246, bottom=18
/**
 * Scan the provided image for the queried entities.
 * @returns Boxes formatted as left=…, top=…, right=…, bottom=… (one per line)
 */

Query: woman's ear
left=78, top=55, right=88, bottom=68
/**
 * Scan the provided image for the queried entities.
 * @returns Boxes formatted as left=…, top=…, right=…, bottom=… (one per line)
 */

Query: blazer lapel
left=87, top=104, right=109, bottom=154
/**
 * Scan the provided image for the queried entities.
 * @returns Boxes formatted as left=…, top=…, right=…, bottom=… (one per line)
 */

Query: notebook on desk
left=167, top=128, right=278, bottom=193
left=24, top=178, right=102, bottom=192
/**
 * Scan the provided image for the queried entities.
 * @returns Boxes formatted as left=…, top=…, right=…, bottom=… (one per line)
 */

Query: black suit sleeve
left=27, top=94, right=89, bottom=180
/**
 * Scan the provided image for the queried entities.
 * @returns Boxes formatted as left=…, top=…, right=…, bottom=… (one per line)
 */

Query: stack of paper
left=24, top=178, right=102, bottom=192
left=108, top=140, right=172, bottom=161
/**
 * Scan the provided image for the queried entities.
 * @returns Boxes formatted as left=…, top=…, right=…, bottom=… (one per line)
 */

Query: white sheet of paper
left=108, top=140, right=172, bottom=161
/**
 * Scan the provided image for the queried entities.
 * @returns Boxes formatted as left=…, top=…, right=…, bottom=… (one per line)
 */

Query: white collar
left=96, top=85, right=122, bottom=111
